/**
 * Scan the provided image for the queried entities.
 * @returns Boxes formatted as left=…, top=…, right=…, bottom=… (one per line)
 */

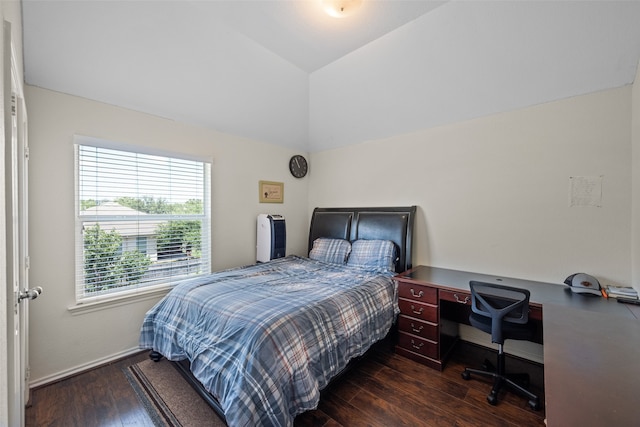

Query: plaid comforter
left=139, top=255, right=398, bottom=427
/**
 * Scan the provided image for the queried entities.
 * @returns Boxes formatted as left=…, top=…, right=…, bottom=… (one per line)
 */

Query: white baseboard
left=29, top=347, right=144, bottom=389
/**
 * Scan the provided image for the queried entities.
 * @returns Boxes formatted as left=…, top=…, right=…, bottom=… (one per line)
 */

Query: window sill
left=67, top=285, right=171, bottom=316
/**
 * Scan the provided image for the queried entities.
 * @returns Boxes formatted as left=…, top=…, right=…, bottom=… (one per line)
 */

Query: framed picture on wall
left=259, top=180, right=284, bottom=203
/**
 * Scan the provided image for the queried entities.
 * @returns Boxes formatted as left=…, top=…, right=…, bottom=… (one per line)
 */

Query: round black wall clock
left=289, top=155, right=308, bottom=178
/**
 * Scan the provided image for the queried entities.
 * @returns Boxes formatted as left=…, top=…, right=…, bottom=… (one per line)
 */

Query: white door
left=4, top=20, right=35, bottom=427
left=17, top=64, right=31, bottom=409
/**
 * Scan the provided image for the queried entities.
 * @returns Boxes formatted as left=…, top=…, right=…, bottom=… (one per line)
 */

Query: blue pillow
left=347, top=239, right=397, bottom=272
left=309, top=238, right=352, bottom=265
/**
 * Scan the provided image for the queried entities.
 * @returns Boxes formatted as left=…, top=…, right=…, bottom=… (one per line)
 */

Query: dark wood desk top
left=544, top=303, right=640, bottom=426
left=396, top=265, right=637, bottom=319
left=396, top=265, right=640, bottom=425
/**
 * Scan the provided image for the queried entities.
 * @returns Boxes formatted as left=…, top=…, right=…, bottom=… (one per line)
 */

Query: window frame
left=73, top=135, right=211, bottom=305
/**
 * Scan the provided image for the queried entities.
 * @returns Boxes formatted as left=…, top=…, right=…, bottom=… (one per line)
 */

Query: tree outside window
left=75, top=139, right=211, bottom=302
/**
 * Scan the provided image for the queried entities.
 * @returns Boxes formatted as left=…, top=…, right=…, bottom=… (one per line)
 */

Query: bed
left=139, top=206, right=416, bottom=427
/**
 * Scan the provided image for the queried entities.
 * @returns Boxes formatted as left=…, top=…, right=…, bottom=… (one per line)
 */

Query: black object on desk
left=617, top=297, right=640, bottom=305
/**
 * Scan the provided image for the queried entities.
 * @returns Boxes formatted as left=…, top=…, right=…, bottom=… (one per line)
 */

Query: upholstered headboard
left=308, top=206, right=417, bottom=273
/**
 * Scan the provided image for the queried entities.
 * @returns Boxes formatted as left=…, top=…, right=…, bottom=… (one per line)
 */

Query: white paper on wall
left=569, top=175, right=603, bottom=207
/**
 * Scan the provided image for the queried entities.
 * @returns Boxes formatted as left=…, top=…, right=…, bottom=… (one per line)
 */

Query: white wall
left=309, top=87, right=632, bottom=288
left=25, top=86, right=309, bottom=385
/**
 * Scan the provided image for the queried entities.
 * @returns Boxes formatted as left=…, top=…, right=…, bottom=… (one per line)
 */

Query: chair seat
left=470, top=312, right=534, bottom=343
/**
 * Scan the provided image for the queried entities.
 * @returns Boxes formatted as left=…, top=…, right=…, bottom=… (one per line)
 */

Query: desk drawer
left=397, top=282, right=437, bottom=304
left=440, top=289, right=471, bottom=305
left=397, top=332, right=438, bottom=359
left=440, top=289, right=543, bottom=321
left=397, top=315, right=438, bottom=341
left=398, top=299, right=438, bottom=323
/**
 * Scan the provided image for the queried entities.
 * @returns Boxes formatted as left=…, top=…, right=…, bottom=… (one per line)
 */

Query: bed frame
left=156, top=206, right=417, bottom=423
left=308, top=206, right=416, bottom=273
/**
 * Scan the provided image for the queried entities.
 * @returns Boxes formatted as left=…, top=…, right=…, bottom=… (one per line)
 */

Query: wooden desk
left=543, top=303, right=640, bottom=426
left=396, top=265, right=634, bottom=317
left=394, top=265, right=634, bottom=369
left=394, top=265, right=639, bottom=425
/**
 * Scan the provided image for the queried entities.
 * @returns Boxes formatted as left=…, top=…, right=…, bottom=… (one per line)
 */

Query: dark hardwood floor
left=26, top=341, right=545, bottom=427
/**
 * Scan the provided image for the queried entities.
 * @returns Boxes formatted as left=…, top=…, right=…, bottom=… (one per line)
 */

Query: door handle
left=19, top=286, right=42, bottom=302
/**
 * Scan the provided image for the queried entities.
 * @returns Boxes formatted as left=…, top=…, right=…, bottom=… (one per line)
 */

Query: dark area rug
left=124, top=358, right=226, bottom=427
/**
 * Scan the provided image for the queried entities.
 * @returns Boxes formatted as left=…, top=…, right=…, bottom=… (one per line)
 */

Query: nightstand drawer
left=397, top=315, right=438, bottom=341
left=398, top=299, right=437, bottom=323
left=397, top=332, right=438, bottom=359
left=397, top=282, right=437, bottom=304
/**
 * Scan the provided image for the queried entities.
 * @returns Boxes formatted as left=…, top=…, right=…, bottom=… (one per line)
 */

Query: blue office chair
left=461, top=281, right=540, bottom=411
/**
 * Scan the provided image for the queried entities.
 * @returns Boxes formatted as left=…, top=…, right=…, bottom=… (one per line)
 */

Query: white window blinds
left=75, top=138, right=211, bottom=303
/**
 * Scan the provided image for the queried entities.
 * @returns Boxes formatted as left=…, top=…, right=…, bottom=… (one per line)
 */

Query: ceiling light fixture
left=321, top=0, right=363, bottom=18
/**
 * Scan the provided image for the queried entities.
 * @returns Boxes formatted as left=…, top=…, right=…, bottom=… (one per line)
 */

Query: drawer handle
left=411, top=339, right=424, bottom=350
left=410, top=288, right=424, bottom=298
left=410, top=323, right=424, bottom=334
left=454, top=293, right=470, bottom=304
left=410, top=305, right=424, bottom=315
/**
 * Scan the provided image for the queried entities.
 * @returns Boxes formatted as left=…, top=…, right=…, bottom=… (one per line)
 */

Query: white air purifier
left=257, top=214, right=286, bottom=262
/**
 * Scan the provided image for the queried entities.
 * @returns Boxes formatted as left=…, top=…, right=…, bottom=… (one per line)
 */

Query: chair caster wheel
left=529, top=399, right=540, bottom=411
left=461, top=371, right=471, bottom=380
left=149, top=351, right=163, bottom=362
left=487, top=394, right=498, bottom=406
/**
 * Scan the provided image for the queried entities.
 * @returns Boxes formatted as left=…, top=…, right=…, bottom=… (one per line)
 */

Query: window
left=137, top=236, right=148, bottom=254
left=75, top=136, right=211, bottom=303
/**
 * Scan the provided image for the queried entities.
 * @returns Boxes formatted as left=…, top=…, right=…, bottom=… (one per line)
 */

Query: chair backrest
left=469, top=281, right=531, bottom=343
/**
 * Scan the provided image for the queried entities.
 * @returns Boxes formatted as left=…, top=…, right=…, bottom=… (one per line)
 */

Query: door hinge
left=24, top=146, right=29, bottom=160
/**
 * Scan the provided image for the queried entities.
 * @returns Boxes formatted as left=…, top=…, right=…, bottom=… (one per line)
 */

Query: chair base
left=462, top=356, right=541, bottom=411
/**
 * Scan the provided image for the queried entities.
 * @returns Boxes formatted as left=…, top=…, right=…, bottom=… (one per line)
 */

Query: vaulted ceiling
left=22, top=1, right=640, bottom=152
